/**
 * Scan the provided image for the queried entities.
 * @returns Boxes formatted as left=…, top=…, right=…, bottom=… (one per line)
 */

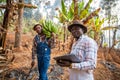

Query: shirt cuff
left=71, top=63, right=82, bottom=70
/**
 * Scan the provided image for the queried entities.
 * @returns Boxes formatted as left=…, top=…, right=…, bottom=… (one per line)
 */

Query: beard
left=72, top=32, right=82, bottom=40
left=73, top=32, right=80, bottom=37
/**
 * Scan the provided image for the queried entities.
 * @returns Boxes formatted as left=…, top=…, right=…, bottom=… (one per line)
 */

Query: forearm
left=32, top=39, right=37, bottom=60
left=71, top=60, right=96, bottom=70
left=71, top=43, right=97, bottom=70
left=71, top=51, right=97, bottom=70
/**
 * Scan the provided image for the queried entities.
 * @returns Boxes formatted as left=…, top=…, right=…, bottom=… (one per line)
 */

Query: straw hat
left=68, top=20, right=87, bottom=33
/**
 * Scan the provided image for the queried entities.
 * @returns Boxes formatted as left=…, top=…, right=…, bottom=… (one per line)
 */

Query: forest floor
left=1, top=32, right=120, bottom=80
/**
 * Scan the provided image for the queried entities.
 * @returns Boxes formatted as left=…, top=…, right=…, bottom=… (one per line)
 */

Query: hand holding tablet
left=53, top=54, right=81, bottom=63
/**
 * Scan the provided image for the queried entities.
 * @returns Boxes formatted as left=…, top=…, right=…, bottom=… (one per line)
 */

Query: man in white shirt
left=57, top=20, right=98, bottom=80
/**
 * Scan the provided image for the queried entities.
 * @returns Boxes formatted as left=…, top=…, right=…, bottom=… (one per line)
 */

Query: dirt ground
left=2, top=32, right=120, bottom=80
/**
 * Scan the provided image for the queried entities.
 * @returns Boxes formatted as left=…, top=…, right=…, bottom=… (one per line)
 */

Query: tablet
left=53, top=54, right=81, bottom=63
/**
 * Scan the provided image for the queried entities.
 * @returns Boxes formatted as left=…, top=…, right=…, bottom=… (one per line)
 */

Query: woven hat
left=68, top=20, right=87, bottom=33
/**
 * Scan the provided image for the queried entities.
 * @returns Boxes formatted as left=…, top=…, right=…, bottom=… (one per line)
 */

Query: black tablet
left=53, top=54, right=81, bottom=63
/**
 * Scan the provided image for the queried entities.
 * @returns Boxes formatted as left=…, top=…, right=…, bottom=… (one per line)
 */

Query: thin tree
left=14, top=0, right=24, bottom=48
left=100, top=0, right=118, bottom=48
left=14, top=0, right=37, bottom=48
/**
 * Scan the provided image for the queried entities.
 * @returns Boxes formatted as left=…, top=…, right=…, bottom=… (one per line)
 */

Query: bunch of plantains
left=40, top=20, right=59, bottom=38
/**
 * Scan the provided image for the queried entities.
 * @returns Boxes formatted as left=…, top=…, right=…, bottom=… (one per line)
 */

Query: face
left=70, top=26, right=83, bottom=38
left=34, top=25, right=42, bottom=34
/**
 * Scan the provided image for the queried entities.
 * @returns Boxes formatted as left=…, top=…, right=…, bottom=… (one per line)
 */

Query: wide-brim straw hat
left=68, top=20, right=87, bottom=33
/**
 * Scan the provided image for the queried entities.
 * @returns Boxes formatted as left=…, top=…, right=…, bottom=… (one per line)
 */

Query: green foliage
left=9, top=23, right=15, bottom=32
left=78, top=1, right=84, bottom=16
left=0, top=10, right=4, bottom=23
left=79, top=0, right=92, bottom=19
left=57, top=0, right=94, bottom=23
left=67, top=2, right=74, bottom=21
left=23, top=27, right=30, bottom=34
left=56, top=0, right=105, bottom=43
left=95, top=18, right=105, bottom=32
left=61, top=0, right=67, bottom=16
left=88, top=30, right=94, bottom=39
left=22, top=18, right=38, bottom=34
left=56, top=0, right=74, bottom=23
left=86, top=17, right=105, bottom=42
left=87, top=17, right=105, bottom=33
left=79, top=10, right=89, bottom=19
left=103, top=42, right=108, bottom=47
left=0, top=0, right=6, bottom=3
left=0, top=0, right=5, bottom=22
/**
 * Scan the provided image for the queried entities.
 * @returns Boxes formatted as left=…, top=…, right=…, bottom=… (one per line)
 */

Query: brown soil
left=1, top=32, right=120, bottom=80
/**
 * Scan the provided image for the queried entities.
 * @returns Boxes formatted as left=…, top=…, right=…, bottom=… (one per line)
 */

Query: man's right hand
left=56, top=59, right=71, bottom=67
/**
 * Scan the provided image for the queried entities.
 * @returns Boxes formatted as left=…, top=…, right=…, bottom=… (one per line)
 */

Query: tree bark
left=0, top=5, right=6, bottom=9
left=14, top=0, right=24, bottom=48
left=0, top=0, right=14, bottom=49
left=18, top=3, right=37, bottom=8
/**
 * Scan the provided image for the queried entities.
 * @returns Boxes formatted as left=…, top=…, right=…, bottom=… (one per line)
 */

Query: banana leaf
left=79, top=10, right=89, bottom=19
left=57, top=9, right=68, bottom=23
left=78, top=1, right=84, bottom=16
left=61, top=0, right=67, bottom=16
left=79, top=0, right=93, bottom=19
left=67, top=2, right=74, bottom=21
left=83, top=8, right=100, bottom=24
left=84, top=0, right=93, bottom=9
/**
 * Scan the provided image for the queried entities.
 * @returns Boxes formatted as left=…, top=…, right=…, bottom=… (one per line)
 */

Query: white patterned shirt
left=69, top=35, right=98, bottom=80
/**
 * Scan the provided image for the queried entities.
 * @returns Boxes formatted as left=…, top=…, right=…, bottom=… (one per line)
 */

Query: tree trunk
left=14, top=0, right=24, bottom=48
left=108, top=9, right=111, bottom=48
left=0, top=0, right=14, bottom=50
